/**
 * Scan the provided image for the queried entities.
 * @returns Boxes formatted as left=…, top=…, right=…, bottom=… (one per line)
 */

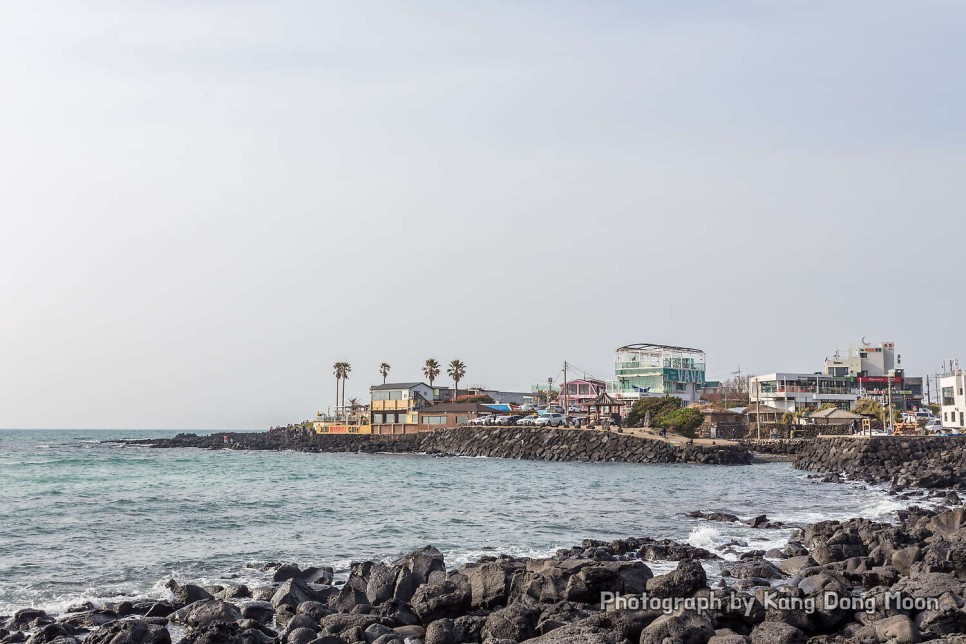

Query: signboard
left=663, top=368, right=705, bottom=384
left=858, top=376, right=902, bottom=384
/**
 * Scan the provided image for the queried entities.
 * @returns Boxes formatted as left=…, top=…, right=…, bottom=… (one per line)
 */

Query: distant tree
left=447, top=359, right=466, bottom=401
left=348, top=397, right=360, bottom=410
left=379, top=362, right=391, bottom=384
left=653, top=408, right=704, bottom=438
left=626, top=396, right=683, bottom=428
left=333, top=362, right=342, bottom=414
left=928, top=403, right=941, bottom=415
left=818, top=402, right=838, bottom=411
left=423, top=358, right=440, bottom=387
left=340, top=362, right=351, bottom=412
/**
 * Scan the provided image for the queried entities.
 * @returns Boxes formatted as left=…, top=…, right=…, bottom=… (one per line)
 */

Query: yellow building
left=370, top=382, right=434, bottom=434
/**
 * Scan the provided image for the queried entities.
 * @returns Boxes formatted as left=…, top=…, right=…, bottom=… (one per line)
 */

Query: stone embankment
left=792, top=436, right=966, bottom=489
left=122, top=427, right=753, bottom=466
left=739, top=436, right=966, bottom=489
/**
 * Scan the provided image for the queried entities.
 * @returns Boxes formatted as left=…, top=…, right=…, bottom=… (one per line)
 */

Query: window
left=373, top=413, right=385, bottom=424
left=676, top=382, right=687, bottom=391
left=961, top=412, right=964, bottom=427
left=455, top=415, right=469, bottom=425
left=421, top=415, right=447, bottom=425
left=943, top=387, right=955, bottom=406
left=389, top=390, right=403, bottom=400
left=372, top=391, right=390, bottom=401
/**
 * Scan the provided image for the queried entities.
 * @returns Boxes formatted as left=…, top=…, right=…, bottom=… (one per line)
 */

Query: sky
left=2, top=1, right=964, bottom=429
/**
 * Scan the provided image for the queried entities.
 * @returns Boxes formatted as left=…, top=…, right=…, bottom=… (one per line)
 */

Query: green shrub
left=626, top=396, right=683, bottom=427
left=653, top=407, right=704, bottom=438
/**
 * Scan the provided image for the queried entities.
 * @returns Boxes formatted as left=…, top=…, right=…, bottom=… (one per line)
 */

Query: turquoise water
left=0, top=429, right=905, bottom=615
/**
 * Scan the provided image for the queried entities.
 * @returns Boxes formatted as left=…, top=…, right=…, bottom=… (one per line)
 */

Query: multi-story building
left=940, top=371, right=966, bottom=431
left=822, top=341, right=924, bottom=411
left=370, top=382, right=434, bottom=434
left=748, top=373, right=858, bottom=413
left=606, top=343, right=706, bottom=403
left=559, top=378, right=606, bottom=409
left=823, top=341, right=897, bottom=377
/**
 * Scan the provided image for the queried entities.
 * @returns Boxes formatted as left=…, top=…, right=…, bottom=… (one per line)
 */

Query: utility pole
left=755, top=379, right=761, bottom=440
left=563, top=361, right=568, bottom=416
left=887, top=374, right=894, bottom=435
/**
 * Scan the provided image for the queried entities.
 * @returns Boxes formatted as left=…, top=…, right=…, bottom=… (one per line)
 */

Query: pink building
left=558, top=379, right=606, bottom=409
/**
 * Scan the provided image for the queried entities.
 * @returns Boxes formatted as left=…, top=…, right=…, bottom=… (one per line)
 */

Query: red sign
left=858, top=376, right=902, bottom=384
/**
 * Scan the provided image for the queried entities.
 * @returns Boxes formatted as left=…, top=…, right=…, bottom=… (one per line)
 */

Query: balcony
left=370, top=399, right=411, bottom=411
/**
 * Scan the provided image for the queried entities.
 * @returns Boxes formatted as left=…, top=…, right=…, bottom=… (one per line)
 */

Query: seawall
left=126, top=427, right=753, bottom=465
left=790, top=436, right=966, bottom=488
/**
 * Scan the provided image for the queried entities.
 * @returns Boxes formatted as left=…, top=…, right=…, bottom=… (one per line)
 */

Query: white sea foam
left=687, top=525, right=721, bottom=551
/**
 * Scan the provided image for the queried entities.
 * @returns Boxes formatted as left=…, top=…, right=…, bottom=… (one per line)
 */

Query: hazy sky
left=2, top=1, right=964, bottom=429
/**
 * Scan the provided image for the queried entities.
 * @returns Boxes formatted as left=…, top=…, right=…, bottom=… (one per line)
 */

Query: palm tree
left=333, top=362, right=343, bottom=416
left=348, top=397, right=360, bottom=410
left=423, top=358, right=440, bottom=387
left=447, top=359, right=466, bottom=401
left=379, top=362, right=391, bottom=384
left=341, top=362, right=351, bottom=412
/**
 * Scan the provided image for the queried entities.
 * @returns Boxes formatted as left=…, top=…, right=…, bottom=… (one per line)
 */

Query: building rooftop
left=371, top=382, right=429, bottom=391
left=420, top=402, right=494, bottom=413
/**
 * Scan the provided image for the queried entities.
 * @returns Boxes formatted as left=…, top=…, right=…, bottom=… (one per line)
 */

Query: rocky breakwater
left=124, top=427, right=753, bottom=466
left=7, top=504, right=966, bottom=644
left=418, top=427, right=752, bottom=465
left=793, top=436, right=966, bottom=489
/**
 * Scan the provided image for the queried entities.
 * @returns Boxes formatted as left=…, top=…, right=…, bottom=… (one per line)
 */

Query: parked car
left=483, top=414, right=504, bottom=426
left=466, top=416, right=488, bottom=426
left=534, top=413, right=568, bottom=427
left=503, top=415, right=523, bottom=425
left=924, top=418, right=944, bottom=434
left=517, top=415, right=540, bottom=426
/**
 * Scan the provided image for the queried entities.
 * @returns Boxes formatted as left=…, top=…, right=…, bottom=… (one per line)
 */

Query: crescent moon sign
left=861, top=336, right=870, bottom=346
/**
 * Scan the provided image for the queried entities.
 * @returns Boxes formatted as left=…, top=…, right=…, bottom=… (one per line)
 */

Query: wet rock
left=749, top=622, right=806, bottom=644
left=481, top=604, right=540, bottom=642
left=240, top=602, right=273, bottom=624
left=873, top=615, right=919, bottom=644
left=272, top=579, right=333, bottom=609
left=645, top=559, right=707, bottom=598
left=721, top=560, right=785, bottom=581
left=169, top=600, right=242, bottom=629
left=166, top=581, right=214, bottom=608
left=85, top=619, right=171, bottom=644
left=639, top=609, right=714, bottom=644
left=689, top=511, right=740, bottom=523
left=9, top=610, right=52, bottom=631
left=411, top=579, right=470, bottom=625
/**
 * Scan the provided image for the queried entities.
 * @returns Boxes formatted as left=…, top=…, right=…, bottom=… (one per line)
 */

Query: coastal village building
left=417, top=402, right=493, bottom=429
left=606, top=343, right=706, bottom=403
left=940, top=371, right=966, bottom=431
left=823, top=341, right=897, bottom=378
left=370, top=382, right=434, bottom=435
left=559, top=378, right=606, bottom=409
left=747, top=373, right=858, bottom=413
left=822, top=341, right=924, bottom=411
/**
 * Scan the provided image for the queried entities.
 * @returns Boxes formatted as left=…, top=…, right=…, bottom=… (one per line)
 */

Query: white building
left=606, top=343, right=706, bottom=403
left=940, top=372, right=966, bottom=430
left=748, top=373, right=859, bottom=413
left=823, top=341, right=896, bottom=377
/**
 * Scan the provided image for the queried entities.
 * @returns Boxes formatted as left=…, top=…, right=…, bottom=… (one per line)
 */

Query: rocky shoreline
left=116, top=427, right=753, bottom=466
left=3, top=497, right=966, bottom=644
left=740, top=437, right=966, bottom=490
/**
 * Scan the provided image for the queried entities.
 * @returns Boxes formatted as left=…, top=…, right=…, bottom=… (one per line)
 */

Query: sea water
left=0, top=429, right=908, bottom=615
